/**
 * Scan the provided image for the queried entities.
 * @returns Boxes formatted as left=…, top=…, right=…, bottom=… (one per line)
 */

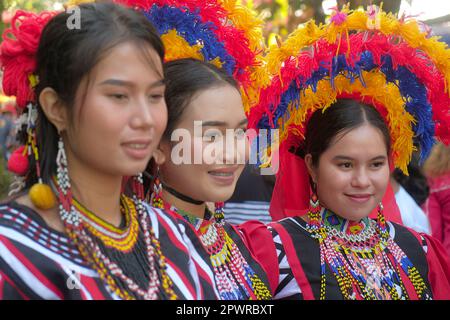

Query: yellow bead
left=29, top=183, right=56, bottom=210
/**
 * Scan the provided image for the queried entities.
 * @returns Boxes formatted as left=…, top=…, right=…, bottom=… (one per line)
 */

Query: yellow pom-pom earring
left=25, top=103, right=56, bottom=210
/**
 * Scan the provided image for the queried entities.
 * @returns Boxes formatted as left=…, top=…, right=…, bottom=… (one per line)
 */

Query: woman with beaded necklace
left=240, top=6, right=450, bottom=299
left=151, top=58, right=272, bottom=300
left=0, top=2, right=217, bottom=300
left=118, top=0, right=273, bottom=300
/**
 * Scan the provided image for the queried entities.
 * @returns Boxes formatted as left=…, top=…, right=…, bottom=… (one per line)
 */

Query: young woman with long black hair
left=0, top=2, right=216, bottom=300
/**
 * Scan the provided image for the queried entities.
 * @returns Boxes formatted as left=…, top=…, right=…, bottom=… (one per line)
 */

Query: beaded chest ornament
left=151, top=179, right=272, bottom=300
left=56, top=138, right=177, bottom=300
left=307, top=195, right=431, bottom=300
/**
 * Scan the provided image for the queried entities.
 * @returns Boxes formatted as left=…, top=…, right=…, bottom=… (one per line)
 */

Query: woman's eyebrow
left=98, top=78, right=165, bottom=89
left=332, top=155, right=387, bottom=161
left=202, top=121, right=227, bottom=127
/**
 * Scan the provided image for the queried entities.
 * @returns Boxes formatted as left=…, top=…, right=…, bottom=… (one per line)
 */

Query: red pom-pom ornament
left=0, top=10, right=57, bottom=109
left=7, top=145, right=29, bottom=176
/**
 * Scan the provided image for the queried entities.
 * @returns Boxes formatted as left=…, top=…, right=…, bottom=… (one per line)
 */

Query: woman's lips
left=208, top=167, right=239, bottom=186
left=122, top=140, right=152, bottom=160
left=345, top=193, right=373, bottom=203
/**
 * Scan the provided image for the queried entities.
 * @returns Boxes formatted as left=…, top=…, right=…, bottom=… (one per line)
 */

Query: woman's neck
left=68, top=162, right=123, bottom=228
left=161, top=189, right=206, bottom=219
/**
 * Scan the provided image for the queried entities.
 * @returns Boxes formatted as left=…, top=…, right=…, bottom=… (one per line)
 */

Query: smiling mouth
left=345, top=194, right=373, bottom=203
left=208, top=171, right=234, bottom=177
left=122, top=141, right=152, bottom=160
left=207, top=167, right=239, bottom=186
left=207, top=165, right=240, bottom=177
left=124, top=143, right=150, bottom=149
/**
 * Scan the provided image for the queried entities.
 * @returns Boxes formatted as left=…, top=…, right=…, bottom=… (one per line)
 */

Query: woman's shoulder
left=388, top=220, right=444, bottom=256
left=141, top=202, right=219, bottom=299
left=385, top=221, right=430, bottom=266
left=268, top=216, right=315, bottom=241
left=142, top=201, right=197, bottom=238
left=0, top=201, right=103, bottom=300
left=140, top=202, right=197, bottom=253
left=0, top=200, right=61, bottom=238
left=0, top=200, right=87, bottom=266
left=388, top=221, right=450, bottom=298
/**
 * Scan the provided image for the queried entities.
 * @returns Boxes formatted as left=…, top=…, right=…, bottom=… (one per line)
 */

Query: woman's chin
left=120, top=164, right=148, bottom=177
left=335, top=209, right=373, bottom=222
left=205, top=190, right=235, bottom=203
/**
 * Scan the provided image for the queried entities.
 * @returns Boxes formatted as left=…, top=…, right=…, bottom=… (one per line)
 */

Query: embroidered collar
left=322, top=209, right=371, bottom=236
left=169, top=205, right=213, bottom=232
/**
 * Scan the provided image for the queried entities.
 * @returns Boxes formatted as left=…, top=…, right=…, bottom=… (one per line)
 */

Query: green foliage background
left=0, top=158, right=12, bottom=200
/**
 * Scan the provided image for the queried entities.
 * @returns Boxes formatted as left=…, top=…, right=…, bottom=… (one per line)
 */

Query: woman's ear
left=39, top=87, right=68, bottom=133
left=153, top=139, right=173, bottom=166
left=152, top=146, right=166, bottom=166
left=304, top=153, right=317, bottom=184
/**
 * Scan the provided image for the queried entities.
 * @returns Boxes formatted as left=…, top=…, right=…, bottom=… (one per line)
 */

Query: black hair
left=296, top=99, right=391, bottom=167
left=24, top=2, right=164, bottom=188
left=162, top=58, right=239, bottom=140
left=393, top=151, right=429, bottom=206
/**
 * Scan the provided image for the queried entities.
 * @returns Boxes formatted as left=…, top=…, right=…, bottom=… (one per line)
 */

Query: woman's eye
left=149, top=94, right=164, bottom=103
left=371, top=161, right=385, bottom=168
left=109, top=94, right=128, bottom=101
left=203, top=131, right=222, bottom=141
left=338, top=162, right=352, bottom=169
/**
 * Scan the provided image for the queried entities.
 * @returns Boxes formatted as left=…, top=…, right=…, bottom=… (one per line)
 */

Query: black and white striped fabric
left=0, top=201, right=218, bottom=300
left=224, top=201, right=272, bottom=225
left=269, top=226, right=302, bottom=299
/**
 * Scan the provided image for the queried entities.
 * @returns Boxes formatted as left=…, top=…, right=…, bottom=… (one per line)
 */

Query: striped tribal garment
left=0, top=201, right=218, bottom=300
left=240, top=215, right=450, bottom=300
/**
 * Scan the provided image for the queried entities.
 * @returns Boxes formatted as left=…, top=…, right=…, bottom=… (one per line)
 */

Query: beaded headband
left=248, top=5, right=450, bottom=174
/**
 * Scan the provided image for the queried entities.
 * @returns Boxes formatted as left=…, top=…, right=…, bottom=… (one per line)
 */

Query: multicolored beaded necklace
left=151, top=188, right=272, bottom=300
left=306, top=195, right=431, bottom=300
left=53, top=176, right=177, bottom=300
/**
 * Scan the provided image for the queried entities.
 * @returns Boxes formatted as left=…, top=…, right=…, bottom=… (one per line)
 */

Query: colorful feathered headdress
left=249, top=5, right=450, bottom=175
left=116, top=0, right=267, bottom=111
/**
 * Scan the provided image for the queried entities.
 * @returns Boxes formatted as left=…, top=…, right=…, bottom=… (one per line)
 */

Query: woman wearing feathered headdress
left=0, top=2, right=217, bottom=300
left=241, top=6, right=450, bottom=299
left=117, top=0, right=273, bottom=300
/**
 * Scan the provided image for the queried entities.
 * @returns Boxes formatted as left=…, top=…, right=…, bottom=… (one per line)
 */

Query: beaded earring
left=376, top=202, right=389, bottom=239
left=132, top=173, right=145, bottom=201
left=150, top=169, right=164, bottom=209
left=56, top=136, right=80, bottom=228
left=27, top=103, right=56, bottom=210
left=213, top=202, right=225, bottom=222
left=307, top=183, right=322, bottom=230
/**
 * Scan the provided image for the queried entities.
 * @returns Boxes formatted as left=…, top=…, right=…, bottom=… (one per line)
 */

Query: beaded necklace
left=54, top=177, right=177, bottom=300
left=72, top=197, right=139, bottom=252
left=152, top=193, right=272, bottom=300
left=306, top=195, right=431, bottom=300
